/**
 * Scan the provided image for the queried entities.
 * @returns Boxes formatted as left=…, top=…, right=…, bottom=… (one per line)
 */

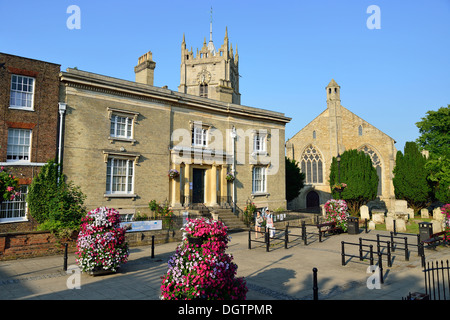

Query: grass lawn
left=361, top=216, right=434, bottom=234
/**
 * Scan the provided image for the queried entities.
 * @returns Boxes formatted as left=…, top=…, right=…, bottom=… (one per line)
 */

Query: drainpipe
left=230, top=126, right=237, bottom=214
left=58, top=102, right=67, bottom=179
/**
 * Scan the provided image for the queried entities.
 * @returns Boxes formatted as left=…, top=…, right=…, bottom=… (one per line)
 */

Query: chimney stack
left=134, top=51, right=156, bottom=86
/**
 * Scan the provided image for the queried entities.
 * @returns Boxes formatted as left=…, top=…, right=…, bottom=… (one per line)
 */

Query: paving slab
left=0, top=228, right=448, bottom=301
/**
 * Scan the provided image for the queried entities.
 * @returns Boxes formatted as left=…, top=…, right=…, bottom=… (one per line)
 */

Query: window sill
left=251, top=192, right=270, bottom=198
left=0, top=217, right=28, bottom=224
left=108, top=136, right=136, bottom=145
left=0, top=161, right=46, bottom=167
left=104, top=193, right=137, bottom=199
left=9, top=106, right=34, bottom=112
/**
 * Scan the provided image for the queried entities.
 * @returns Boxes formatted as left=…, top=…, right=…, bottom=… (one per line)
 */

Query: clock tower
left=178, top=22, right=241, bottom=105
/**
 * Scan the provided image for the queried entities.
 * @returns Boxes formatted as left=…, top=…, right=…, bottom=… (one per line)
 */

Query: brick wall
left=0, top=229, right=182, bottom=260
left=0, top=230, right=69, bottom=260
left=0, top=53, right=61, bottom=233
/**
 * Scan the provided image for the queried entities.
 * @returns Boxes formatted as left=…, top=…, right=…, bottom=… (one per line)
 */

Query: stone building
left=59, top=28, right=290, bottom=220
left=0, top=53, right=61, bottom=232
left=286, top=79, right=397, bottom=213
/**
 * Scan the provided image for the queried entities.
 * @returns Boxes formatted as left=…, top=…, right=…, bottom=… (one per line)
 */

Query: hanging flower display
left=226, top=172, right=235, bottom=181
left=333, top=182, right=347, bottom=191
left=324, top=199, right=349, bottom=232
left=160, top=217, right=248, bottom=300
left=76, top=207, right=129, bottom=274
left=0, top=166, right=20, bottom=204
left=168, top=169, right=180, bottom=179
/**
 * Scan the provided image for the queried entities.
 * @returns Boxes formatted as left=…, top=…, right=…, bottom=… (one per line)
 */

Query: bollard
left=369, top=245, right=374, bottom=266
left=266, top=230, right=270, bottom=252
left=378, top=252, right=384, bottom=284
left=359, top=238, right=363, bottom=261
left=365, top=218, right=368, bottom=233
left=284, top=225, right=288, bottom=249
left=341, top=241, right=346, bottom=266
left=248, top=229, right=252, bottom=250
left=151, top=235, right=155, bottom=259
left=404, top=237, right=409, bottom=261
left=390, top=231, right=395, bottom=252
left=387, top=241, right=392, bottom=267
left=312, top=268, right=318, bottom=300
left=64, top=243, right=68, bottom=271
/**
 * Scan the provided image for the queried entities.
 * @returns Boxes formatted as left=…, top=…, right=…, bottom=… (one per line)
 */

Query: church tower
left=178, top=13, right=240, bottom=104
left=326, top=79, right=344, bottom=157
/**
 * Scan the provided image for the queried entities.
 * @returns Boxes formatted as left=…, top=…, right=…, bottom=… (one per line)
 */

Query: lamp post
left=336, top=153, right=341, bottom=200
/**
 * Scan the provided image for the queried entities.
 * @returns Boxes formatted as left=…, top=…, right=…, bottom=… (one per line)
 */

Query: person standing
left=255, top=211, right=264, bottom=239
left=266, top=209, right=275, bottom=238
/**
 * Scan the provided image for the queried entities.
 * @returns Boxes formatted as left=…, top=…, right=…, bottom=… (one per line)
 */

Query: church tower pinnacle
left=178, top=12, right=240, bottom=105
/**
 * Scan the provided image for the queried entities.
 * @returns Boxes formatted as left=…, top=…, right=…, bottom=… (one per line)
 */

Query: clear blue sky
left=1, top=0, right=449, bottom=152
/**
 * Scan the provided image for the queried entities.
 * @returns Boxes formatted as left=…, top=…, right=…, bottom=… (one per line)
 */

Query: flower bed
left=324, top=199, right=349, bottom=232
left=76, top=207, right=129, bottom=273
left=160, top=217, right=247, bottom=300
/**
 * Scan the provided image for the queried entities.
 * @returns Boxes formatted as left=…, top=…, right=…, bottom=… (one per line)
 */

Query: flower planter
left=188, top=236, right=204, bottom=246
left=88, top=267, right=118, bottom=277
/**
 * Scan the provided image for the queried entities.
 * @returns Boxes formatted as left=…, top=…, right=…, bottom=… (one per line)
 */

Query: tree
left=329, top=149, right=378, bottom=216
left=285, top=157, right=305, bottom=202
left=416, top=105, right=450, bottom=203
left=425, top=155, right=450, bottom=203
left=393, top=142, right=432, bottom=212
left=27, top=160, right=86, bottom=237
left=416, top=105, right=450, bottom=157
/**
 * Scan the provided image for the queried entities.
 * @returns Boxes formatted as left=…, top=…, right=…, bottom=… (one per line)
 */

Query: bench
left=317, top=221, right=339, bottom=237
left=423, top=231, right=448, bottom=248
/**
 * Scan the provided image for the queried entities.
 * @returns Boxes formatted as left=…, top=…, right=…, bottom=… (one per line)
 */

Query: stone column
left=171, top=164, right=182, bottom=208
left=183, top=163, right=191, bottom=207
left=210, top=164, right=219, bottom=207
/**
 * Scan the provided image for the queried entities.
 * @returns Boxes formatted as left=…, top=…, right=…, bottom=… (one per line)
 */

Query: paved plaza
left=0, top=227, right=449, bottom=301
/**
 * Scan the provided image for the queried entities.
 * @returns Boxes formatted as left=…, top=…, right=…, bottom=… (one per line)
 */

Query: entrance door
left=306, top=191, right=320, bottom=208
left=192, top=169, right=205, bottom=204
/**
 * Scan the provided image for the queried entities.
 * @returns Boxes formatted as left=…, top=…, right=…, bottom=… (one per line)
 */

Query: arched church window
left=358, top=125, right=363, bottom=136
left=300, top=145, right=324, bottom=184
left=360, top=145, right=382, bottom=195
left=313, top=130, right=316, bottom=139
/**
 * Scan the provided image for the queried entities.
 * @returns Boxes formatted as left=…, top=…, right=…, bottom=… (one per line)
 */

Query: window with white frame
left=110, top=114, right=133, bottom=139
left=10, top=75, right=35, bottom=109
left=106, top=158, right=134, bottom=194
left=0, top=185, right=28, bottom=222
left=7, top=128, right=31, bottom=162
left=252, top=166, right=266, bottom=194
left=192, top=126, right=207, bottom=147
left=253, top=133, right=266, bottom=153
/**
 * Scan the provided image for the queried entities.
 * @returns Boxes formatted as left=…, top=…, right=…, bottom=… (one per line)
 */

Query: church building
left=286, top=79, right=397, bottom=213
left=59, top=25, right=290, bottom=219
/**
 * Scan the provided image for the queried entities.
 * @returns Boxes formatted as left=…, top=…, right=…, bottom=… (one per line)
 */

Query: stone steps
left=212, top=208, right=248, bottom=232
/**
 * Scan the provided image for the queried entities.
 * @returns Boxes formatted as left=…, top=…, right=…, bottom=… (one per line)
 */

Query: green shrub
left=27, top=160, right=86, bottom=236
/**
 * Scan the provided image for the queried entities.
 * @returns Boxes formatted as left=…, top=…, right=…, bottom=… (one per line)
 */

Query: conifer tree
left=329, top=149, right=378, bottom=216
left=393, top=141, right=432, bottom=212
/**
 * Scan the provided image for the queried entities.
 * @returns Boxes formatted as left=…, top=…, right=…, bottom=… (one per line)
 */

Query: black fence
left=424, top=260, right=450, bottom=300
